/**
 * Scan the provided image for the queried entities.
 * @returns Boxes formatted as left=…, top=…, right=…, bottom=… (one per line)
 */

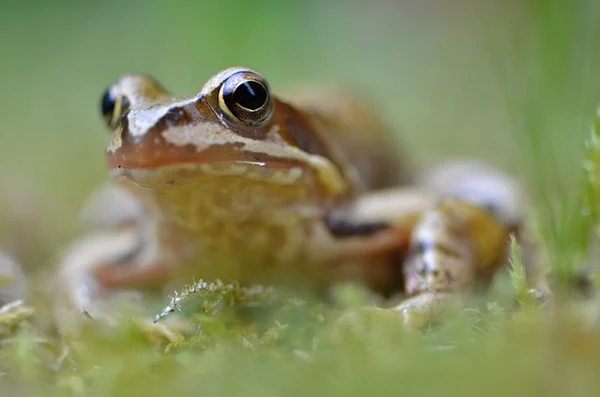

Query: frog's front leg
left=53, top=185, right=182, bottom=341
left=53, top=227, right=165, bottom=322
left=53, top=227, right=187, bottom=344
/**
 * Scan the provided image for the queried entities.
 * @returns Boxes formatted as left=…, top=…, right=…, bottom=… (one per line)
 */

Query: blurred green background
left=0, top=0, right=598, bottom=264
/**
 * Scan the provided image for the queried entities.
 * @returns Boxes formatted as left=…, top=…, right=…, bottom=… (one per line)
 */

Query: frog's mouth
left=112, top=158, right=312, bottom=190
left=108, top=144, right=349, bottom=202
left=106, top=103, right=351, bottom=198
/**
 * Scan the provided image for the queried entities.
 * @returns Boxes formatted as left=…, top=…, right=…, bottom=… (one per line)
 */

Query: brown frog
left=54, top=68, right=550, bottom=335
left=54, top=67, right=420, bottom=332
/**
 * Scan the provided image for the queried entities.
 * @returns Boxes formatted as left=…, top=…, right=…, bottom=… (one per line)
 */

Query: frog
left=53, top=67, right=551, bottom=336
left=53, top=67, right=421, bottom=334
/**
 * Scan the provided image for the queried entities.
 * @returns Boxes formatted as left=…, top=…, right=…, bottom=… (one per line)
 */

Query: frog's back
left=281, top=89, right=415, bottom=192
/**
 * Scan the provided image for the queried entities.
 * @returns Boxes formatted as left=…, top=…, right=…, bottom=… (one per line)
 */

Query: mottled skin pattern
left=54, top=67, right=417, bottom=333
left=53, top=68, right=550, bottom=335
left=102, top=67, right=413, bottom=287
left=280, top=88, right=414, bottom=190
left=339, top=161, right=552, bottom=329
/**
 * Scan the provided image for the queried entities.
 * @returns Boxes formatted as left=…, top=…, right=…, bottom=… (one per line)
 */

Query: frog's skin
left=54, top=67, right=420, bottom=331
left=53, top=68, right=550, bottom=334
left=339, top=160, right=552, bottom=329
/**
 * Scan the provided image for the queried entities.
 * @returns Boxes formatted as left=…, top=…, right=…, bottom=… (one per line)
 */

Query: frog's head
left=100, top=68, right=352, bottom=223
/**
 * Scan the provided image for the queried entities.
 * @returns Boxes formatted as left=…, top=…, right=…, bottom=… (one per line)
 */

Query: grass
left=2, top=0, right=600, bottom=396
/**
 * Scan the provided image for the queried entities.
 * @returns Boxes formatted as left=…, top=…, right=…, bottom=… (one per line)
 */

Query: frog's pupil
left=101, top=89, right=115, bottom=118
left=233, top=81, right=267, bottom=111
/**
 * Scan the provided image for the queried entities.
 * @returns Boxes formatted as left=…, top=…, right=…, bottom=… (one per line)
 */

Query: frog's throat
left=115, top=169, right=331, bottom=239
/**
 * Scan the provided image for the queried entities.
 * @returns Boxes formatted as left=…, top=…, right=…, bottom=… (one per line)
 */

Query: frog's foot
left=389, top=291, right=460, bottom=329
left=330, top=305, right=408, bottom=345
left=330, top=291, right=460, bottom=344
left=56, top=283, right=188, bottom=345
left=53, top=228, right=177, bottom=341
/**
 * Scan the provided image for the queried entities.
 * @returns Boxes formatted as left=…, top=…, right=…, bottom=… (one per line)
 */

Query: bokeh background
left=1, top=0, right=599, bottom=269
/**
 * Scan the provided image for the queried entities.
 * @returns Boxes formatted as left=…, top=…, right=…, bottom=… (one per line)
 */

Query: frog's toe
left=330, top=292, right=461, bottom=344
left=54, top=287, right=144, bottom=339
left=390, top=291, right=459, bottom=329
left=330, top=306, right=413, bottom=345
left=56, top=290, right=189, bottom=347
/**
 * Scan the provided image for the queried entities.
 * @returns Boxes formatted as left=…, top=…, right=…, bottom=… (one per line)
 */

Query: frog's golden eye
left=100, top=88, right=130, bottom=130
left=218, top=71, right=273, bottom=127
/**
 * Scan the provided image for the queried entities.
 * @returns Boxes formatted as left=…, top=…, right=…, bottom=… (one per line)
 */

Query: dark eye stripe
left=152, top=105, right=193, bottom=131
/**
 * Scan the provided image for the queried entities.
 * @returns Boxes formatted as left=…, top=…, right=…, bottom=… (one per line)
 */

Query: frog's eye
left=218, top=71, right=273, bottom=127
left=100, top=88, right=130, bottom=130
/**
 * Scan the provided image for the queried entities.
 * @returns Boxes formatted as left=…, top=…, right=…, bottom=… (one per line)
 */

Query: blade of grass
left=485, top=0, right=600, bottom=292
